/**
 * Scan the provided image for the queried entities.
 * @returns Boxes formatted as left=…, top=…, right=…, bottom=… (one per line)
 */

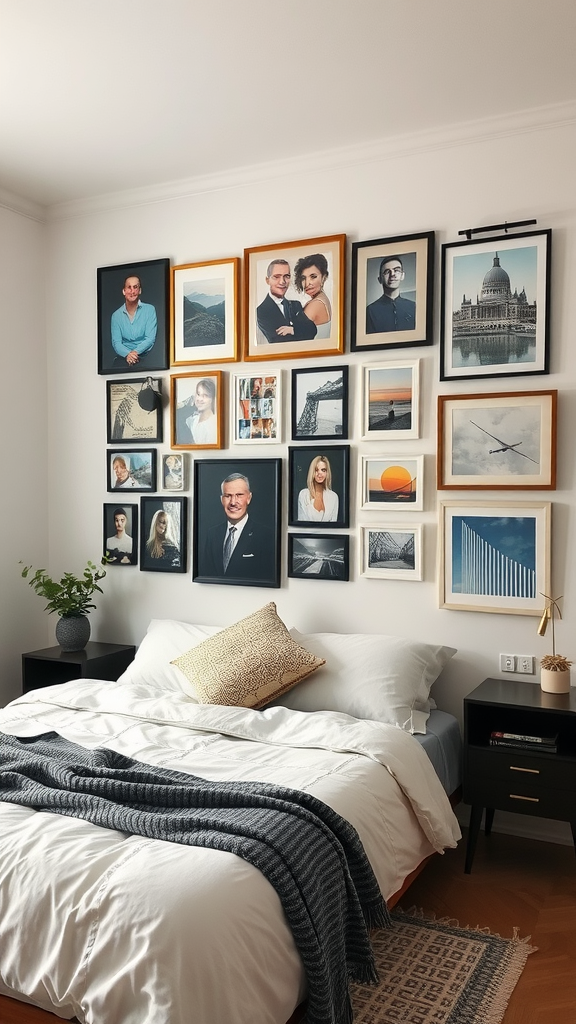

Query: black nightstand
left=22, top=642, right=136, bottom=694
left=463, top=677, right=576, bottom=872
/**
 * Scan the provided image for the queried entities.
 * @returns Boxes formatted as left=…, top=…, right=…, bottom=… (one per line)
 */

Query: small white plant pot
left=540, top=667, right=571, bottom=694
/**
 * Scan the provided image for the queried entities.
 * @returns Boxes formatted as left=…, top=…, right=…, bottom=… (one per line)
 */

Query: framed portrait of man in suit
left=193, top=458, right=282, bottom=588
left=243, top=234, right=346, bottom=361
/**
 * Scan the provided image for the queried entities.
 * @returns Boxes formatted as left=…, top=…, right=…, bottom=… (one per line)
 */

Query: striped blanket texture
left=0, top=730, right=390, bottom=1024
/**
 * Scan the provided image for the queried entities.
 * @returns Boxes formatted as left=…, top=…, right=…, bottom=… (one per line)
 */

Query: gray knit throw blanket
left=0, top=731, right=390, bottom=1024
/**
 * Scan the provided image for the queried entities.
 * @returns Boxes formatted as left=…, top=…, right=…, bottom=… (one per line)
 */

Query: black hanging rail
left=458, top=218, right=537, bottom=241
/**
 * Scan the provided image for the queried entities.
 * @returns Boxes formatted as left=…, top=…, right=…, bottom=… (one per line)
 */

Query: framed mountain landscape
left=170, top=257, right=240, bottom=366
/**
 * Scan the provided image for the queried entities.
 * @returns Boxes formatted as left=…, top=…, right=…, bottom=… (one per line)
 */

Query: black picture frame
left=103, top=503, right=138, bottom=566
left=107, top=448, right=157, bottom=492
left=193, top=458, right=281, bottom=588
left=288, top=533, right=350, bottom=581
left=351, top=231, right=435, bottom=352
left=106, top=377, right=163, bottom=444
left=97, top=257, right=170, bottom=374
left=291, top=364, right=349, bottom=441
left=440, top=229, right=551, bottom=381
left=139, top=496, right=187, bottom=573
left=288, top=445, right=350, bottom=528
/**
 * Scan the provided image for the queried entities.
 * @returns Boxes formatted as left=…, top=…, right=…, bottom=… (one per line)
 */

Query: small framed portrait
left=360, top=525, right=423, bottom=581
left=360, top=455, right=424, bottom=511
left=288, top=445, right=350, bottom=528
left=291, top=364, right=349, bottom=441
left=193, top=458, right=281, bottom=588
left=140, top=496, right=187, bottom=573
left=243, top=234, right=346, bottom=360
left=437, top=390, right=557, bottom=490
left=439, top=499, right=551, bottom=615
left=288, top=533, right=350, bottom=581
left=107, top=449, right=156, bottom=492
left=440, top=229, right=551, bottom=381
left=351, top=232, right=434, bottom=352
left=103, top=503, right=138, bottom=566
left=232, top=372, right=282, bottom=444
left=170, top=257, right=240, bottom=366
left=361, top=359, right=420, bottom=440
left=106, top=377, right=163, bottom=443
left=161, top=452, right=185, bottom=491
left=97, top=258, right=170, bottom=375
left=170, top=371, right=224, bottom=449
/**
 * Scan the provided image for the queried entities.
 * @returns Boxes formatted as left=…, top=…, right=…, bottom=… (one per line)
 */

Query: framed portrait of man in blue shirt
left=97, top=257, right=170, bottom=374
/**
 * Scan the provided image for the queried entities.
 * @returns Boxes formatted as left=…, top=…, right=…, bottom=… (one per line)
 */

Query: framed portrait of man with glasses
left=350, top=231, right=435, bottom=352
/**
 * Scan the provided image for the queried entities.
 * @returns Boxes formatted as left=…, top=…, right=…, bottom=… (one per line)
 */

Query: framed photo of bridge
left=291, top=364, right=349, bottom=441
left=288, top=533, right=350, bottom=581
left=440, top=229, right=551, bottom=381
left=360, top=525, right=423, bottom=581
left=439, top=500, right=551, bottom=615
left=437, top=390, right=557, bottom=490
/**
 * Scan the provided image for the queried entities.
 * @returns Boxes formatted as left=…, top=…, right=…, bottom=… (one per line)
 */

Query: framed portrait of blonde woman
left=140, top=497, right=187, bottom=574
left=243, top=234, right=346, bottom=360
left=170, top=371, right=224, bottom=449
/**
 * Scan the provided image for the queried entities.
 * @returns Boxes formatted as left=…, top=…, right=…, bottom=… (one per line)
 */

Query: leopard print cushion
left=171, top=602, right=325, bottom=709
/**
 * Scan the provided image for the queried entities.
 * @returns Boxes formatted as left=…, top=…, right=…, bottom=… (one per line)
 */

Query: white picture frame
left=361, top=359, right=420, bottom=440
left=360, top=524, right=423, bottom=581
left=359, top=455, right=424, bottom=511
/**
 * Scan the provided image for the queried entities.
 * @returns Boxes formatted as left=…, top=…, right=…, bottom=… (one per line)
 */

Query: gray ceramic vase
left=55, top=614, right=91, bottom=652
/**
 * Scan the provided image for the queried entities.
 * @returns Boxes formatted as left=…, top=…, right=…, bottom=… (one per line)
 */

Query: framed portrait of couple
left=243, top=234, right=346, bottom=360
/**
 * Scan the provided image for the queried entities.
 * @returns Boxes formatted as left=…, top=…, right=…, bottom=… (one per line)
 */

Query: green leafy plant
left=20, top=560, right=107, bottom=617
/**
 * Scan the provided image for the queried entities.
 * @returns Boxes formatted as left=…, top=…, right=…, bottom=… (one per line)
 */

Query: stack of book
left=489, top=730, right=558, bottom=753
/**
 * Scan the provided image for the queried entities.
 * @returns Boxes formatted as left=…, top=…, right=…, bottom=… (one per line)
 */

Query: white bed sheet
left=0, top=679, right=460, bottom=1024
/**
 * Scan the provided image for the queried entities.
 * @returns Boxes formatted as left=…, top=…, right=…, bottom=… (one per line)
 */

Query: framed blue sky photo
left=439, top=500, right=550, bottom=615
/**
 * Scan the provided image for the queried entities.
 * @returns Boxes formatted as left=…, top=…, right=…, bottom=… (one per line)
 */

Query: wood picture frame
left=97, top=257, right=170, bottom=374
left=170, top=370, right=224, bottom=449
left=291, top=364, right=349, bottom=441
left=231, top=371, right=282, bottom=444
left=106, top=377, right=163, bottom=444
left=360, top=455, right=424, bottom=511
left=243, top=234, right=346, bottom=360
left=437, top=390, right=557, bottom=490
left=361, top=359, right=420, bottom=440
left=351, top=231, right=434, bottom=352
left=288, top=445, right=350, bottom=528
left=107, top=448, right=156, bottom=493
left=440, top=229, right=551, bottom=381
left=140, top=496, right=187, bottom=573
left=193, top=458, right=282, bottom=588
left=360, top=524, right=423, bottom=581
left=170, top=257, right=240, bottom=366
left=103, top=503, right=138, bottom=566
left=439, top=499, right=551, bottom=615
left=288, top=533, right=350, bottom=581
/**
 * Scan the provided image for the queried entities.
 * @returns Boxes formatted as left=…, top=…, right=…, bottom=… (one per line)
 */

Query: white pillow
left=116, top=618, right=224, bottom=697
left=267, top=630, right=456, bottom=733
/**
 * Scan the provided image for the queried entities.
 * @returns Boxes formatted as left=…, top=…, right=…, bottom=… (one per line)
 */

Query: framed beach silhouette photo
left=361, top=360, right=420, bottom=440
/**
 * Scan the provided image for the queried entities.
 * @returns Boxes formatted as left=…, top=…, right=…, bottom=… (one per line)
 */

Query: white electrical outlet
left=499, top=654, right=515, bottom=672
left=517, top=655, right=535, bottom=674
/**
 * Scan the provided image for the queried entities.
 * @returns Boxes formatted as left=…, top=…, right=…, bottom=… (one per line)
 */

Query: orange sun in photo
left=380, top=464, right=413, bottom=496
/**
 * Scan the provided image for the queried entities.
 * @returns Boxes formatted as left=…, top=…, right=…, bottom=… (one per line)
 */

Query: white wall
left=41, top=115, right=575, bottom=729
left=0, top=202, right=49, bottom=702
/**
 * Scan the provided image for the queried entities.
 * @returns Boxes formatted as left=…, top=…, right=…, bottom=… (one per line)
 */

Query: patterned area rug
left=350, top=908, right=536, bottom=1024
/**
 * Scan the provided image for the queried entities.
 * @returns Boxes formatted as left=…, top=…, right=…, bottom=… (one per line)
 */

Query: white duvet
left=0, top=679, right=460, bottom=1024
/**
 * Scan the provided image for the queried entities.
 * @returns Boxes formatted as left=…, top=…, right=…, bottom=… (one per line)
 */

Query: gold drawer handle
left=509, top=766, right=540, bottom=775
left=510, top=794, right=539, bottom=802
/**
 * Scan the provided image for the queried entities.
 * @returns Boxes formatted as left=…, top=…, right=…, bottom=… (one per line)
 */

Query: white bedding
left=0, top=679, right=461, bottom=1024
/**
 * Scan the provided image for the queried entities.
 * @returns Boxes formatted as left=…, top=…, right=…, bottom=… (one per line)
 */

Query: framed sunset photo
left=361, top=360, right=420, bottom=440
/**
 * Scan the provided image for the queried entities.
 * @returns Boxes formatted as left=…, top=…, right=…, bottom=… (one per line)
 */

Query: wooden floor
left=2, top=829, right=575, bottom=1024
left=397, top=828, right=576, bottom=1024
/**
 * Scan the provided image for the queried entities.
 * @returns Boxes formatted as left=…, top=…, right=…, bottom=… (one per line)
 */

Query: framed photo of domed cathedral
left=440, top=229, right=551, bottom=381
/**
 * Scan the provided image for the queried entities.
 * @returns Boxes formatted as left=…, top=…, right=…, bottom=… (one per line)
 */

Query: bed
left=0, top=604, right=462, bottom=1024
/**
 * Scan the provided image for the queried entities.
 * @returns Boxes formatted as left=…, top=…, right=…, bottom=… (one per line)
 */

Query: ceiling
left=2, top=0, right=576, bottom=208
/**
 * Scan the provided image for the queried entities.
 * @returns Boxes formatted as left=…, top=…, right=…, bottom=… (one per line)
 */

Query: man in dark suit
left=366, top=254, right=416, bottom=334
left=202, top=472, right=276, bottom=583
left=256, top=259, right=317, bottom=344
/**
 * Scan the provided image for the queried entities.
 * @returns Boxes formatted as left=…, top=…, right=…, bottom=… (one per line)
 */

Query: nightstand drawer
left=466, top=774, right=574, bottom=820
left=465, top=746, right=576, bottom=792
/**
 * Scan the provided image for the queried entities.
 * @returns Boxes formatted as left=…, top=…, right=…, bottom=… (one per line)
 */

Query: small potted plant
left=21, top=559, right=107, bottom=652
left=538, top=593, right=572, bottom=693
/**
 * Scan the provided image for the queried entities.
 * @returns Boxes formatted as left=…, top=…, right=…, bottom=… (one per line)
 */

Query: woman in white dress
left=297, top=454, right=339, bottom=522
left=185, top=378, right=217, bottom=445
